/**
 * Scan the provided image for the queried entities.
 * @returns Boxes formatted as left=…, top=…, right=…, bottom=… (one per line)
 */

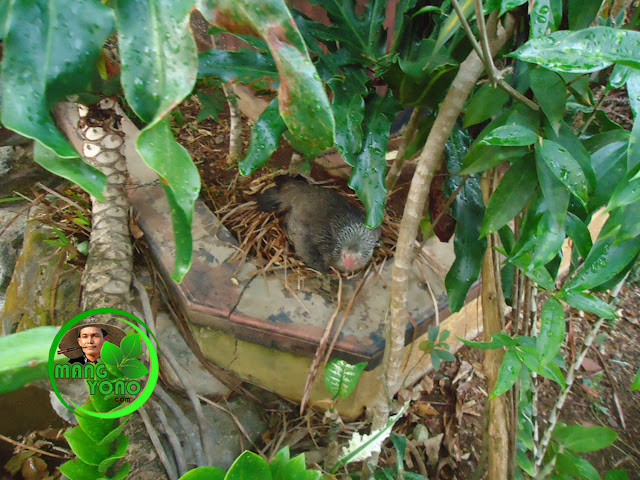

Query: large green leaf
left=626, top=69, right=640, bottom=175
left=585, top=129, right=630, bottom=211
left=530, top=0, right=561, bottom=38
left=349, top=93, right=398, bottom=228
left=565, top=213, right=592, bottom=261
left=564, top=236, right=640, bottom=291
left=200, top=0, right=334, bottom=150
left=329, top=70, right=367, bottom=166
left=463, top=83, right=510, bottom=128
left=324, top=359, right=367, bottom=400
left=537, top=297, right=565, bottom=366
left=64, top=427, right=114, bottom=467
left=137, top=119, right=201, bottom=282
left=225, top=451, right=271, bottom=480
left=558, top=290, right=617, bottom=320
left=556, top=451, right=600, bottom=480
left=33, top=143, right=107, bottom=201
left=445, top=177, right=487, bottom=312
left=511, top=27, right=640, bottom=73
left=198, top=48, right=278, bottom=90
left=0, top=327, right=66, bottom=394
left=460, top=145, right=530, bottom=175
left=178, top=467, right=226, bottom=480
left=535, top=147, right=570, bottom=230
left=114, top=0, right=197, bottom=124
left=238, top=98, right=287, bottom=176
left=553, top=424, right=618, bottom=452
left=434, top=0, right=474, bottom=53
left=544, top=122, right=596, bottom=194
left=1, top=0, right=113, bottom=189
left=478, top=126, right=538, bottom=147
left=606, top=176, right=640, bottom=212
left=568, top=0, right=604, bottom=30
left=481, top=157, right=537, bottom=236
left=536, top=139, right=588, bottom=206
left=530, top=68, right=566, bottom=133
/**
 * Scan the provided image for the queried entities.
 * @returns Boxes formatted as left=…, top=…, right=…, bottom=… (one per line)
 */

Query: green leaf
left=348, top=92, right=398, bottom=228
left=607, top=177, right=640, bottom=211
left=565, top=213, right=592, bottom=260
left=269, top=446, right=289, bottom=480
left=626, top=70, right=640, bottom=174
left=33, top=142, right=107, bottom=201
left=463, top=83, right=510, bottom=127
left=324, top=359, right=368, bottom=399
left=481, top=157, right=537, bottom=236
left=64, top=426, right=113, bottom=466
left=631, top=367, right=640, bottom=391
left=530, top=69, right=566, bottom=133
left=137, top=118, right=200, bottom=282
left=564, top=236, right=640, bottom=291
left=201, top=0, right=334, bottom=150
left=59, top=458, right=102, bottom=480
left=553, top=424, right=618, bottom=452
left=435, top=349, right=456, bottom=362
left=101, top=342, right=124, bottom=367
left=0, top=327, right=66, bottom=394
left=616, top=200, right=640, bottom=244
left=198, top=48, right=278, bottom=90
left=460, top=145, right=529, bottom=175
left=535, top=148, right=569, bottom=231
left=586, top=129, right=630, bottom=211
left=539, top=361, right=566, bottom=388
left=225, top=451, right=271, bottom=480
left=478, top=125, right=538, bottom=147
left=98, top=434, right=129, bottom=473
left=511, top=27, right=640, bottom=73
left=120, top=333, right=142, bottom=360
left=537, top=297, right=565, bottom=366
left=434, top=0, right=474, bottom=53
left=605, top=469, right=632, bottom=480
left=445, top=177, right=487, bottom=312
left=1, top=0, right=114, bottom=159
left=516, top=344, right=540, bottom=372
left=119, top=358, right=148, bottom=379
left=329, top=70, right=367, bottom=165
left=178, top=466, right=226, bottom=480
left=196, top=91, right=225, bottom=123
left=75, top=401, right=117, bottom=443
left=490, top=350, right=521, bottom=399
left=115, top=0, right=197, bottom=124
left=558, top=290, right=617, bottom=319
left=556, top=451, right=600, bottom=480
left=460, top=332, right=517, bottom=350
left=568, top=0, right=604, bottom=30
left=536, top=139, right=588, bottom=206
left=530, top=0, right=560, bottom=38
left=238, top=98, right=287, bottom=176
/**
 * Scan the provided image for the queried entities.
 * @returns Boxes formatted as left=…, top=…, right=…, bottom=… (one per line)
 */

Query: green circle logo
left=48, top=308, right=159, bottom=419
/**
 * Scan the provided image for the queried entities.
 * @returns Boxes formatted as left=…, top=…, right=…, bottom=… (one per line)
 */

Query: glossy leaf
left=586, top=129, right=630, bottom=211
left=530, top=69, right=566, bottom=133
left=490, top=350, right=522, bottom=399
left=565, top=236, right=640, bottom=291
left=568, top=0, right=604, bottom=30
left=200, top=0, right=334, bottom=150
left=626, top=70, right=640, bottom=174
left=544, top=122, right=596, bottom=194
left=329, top=70, right=367, bottom=166
left=461, top=332, right=518, bottom=350
left=616, top=201, right=640, bottom=244
left=225, top=451, right=271, bottom=480
left=324, top=358, right=368, bottom=400
left=198, top=48, right=278, bottom=90
left=481, top=157, right=537, bottom=236
left=178, top=466, right=226, bottom=480
left=530, top=212, right=565, bottom=268
left=98, top=434, right=129, bottom=473
left=137, top=119, right=201, bottom=282
left=115, top=0, right=197, bottom=124
left=460, top=145, right=529, bottom=174
left=535, top=149, right=569, bottom=231
left=556, top=451, right=599, bottom=480
left=239, top=98, right=287, bottom=176
left=530, top=0, right=561, bottom=38
left=537, top=297, right=565, bottom=366
left=119, top=358, right=148, bottom=379
left=606, top=177, right=640, bottom=211
left=59, top=458, right=102, bottom=480
left=558, top=290, right=617, bottom=319
left=434, top=0, right=474, bottom=54
left=536, top=139, right=588, bottom=206
left=445, top=178, right=487, bottom=312
left=0, top=327, right=66, bottom=394
left=511, top=27, right=640, bottom=73
left=605, top=470, right=632, bottom=480
left=64, top=426, right=113, bottom=466
left=463, top=84, right=510, bottom=127
left=553, top=424, right=618, bottom=452
left=478, top=125, right=538, bottom=147
left=101, top=342, right=124, bottom=367
left=75, top=402, right=116, bottom=444
left=565, top=213, right=592, bottom=260
left=539, top=361, right=566, bottom=388
left=120, top=333, right=142, bottom=360
left=1, top=0, right=113, bottom=165
left=349, top=93, right=398, bottom=228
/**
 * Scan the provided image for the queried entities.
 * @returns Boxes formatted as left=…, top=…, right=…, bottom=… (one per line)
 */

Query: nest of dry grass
left=214, top=171, right=400, bottom=281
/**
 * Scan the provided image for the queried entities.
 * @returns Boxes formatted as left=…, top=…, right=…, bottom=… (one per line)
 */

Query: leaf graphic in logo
left=119, top=358, right=148, bottom=379
left=120, top=333, right=141, bottom=359
left=101, top=342, right=124, bottom=378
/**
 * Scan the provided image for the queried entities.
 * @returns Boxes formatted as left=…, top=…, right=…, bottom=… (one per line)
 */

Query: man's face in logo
left=77, top=326, right=109, bottom=362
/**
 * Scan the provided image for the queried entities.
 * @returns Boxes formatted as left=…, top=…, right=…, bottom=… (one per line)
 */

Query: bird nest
left=213, top=171, right=400, bottom=283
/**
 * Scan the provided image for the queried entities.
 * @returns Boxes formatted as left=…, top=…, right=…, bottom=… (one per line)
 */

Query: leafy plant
left=324, top=358, right=368, bottom=401
left=418, top=325, right=455, bottom=371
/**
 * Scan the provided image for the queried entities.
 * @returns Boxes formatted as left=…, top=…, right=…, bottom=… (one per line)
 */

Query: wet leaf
left=324, top=358, right=367, bottom=399
left=585, top=129, right=630, bottom=211
left=511, top=27, right=640, bottom=73
left=535, top=148, right=569, bottom=230
left=115, top=0, right=197, bottom=124
left=1, top=0, right=113, bottom=185
left=537, top=298, right=565, bottom=366
left=568, top=0, right=603, bottom=30
left=137, top=119, right=200, bottom=282
left=478, top=125, right=538, bottom=147
left=565, top=213, right=592, bottom=260
left=490, top=350, right=521, bottom=399
left=460, top=145, right=529, bottom=175
left=530, top=68, right=566, bottom=133
left=239, top=98, right=287, bottom=176
left=481, top=157, right=537, bottom=236
left=558, top=290, right=617, bottom=319
left=198, top=48, right=278, bottom=90
left=329, top=70, right=367, bottom=165
left=463, top=83, right=510, bottom=127
left=530, top=0, right=561, bottom=38
left=536, top=139, right=588, bottom=206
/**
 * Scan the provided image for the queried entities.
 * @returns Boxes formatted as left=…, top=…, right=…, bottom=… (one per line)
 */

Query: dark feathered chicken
left=257, top=176, right=380, bottom=272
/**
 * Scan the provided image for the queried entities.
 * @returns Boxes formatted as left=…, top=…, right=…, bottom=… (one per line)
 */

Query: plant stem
left=385, top=107, right=423, bottom=191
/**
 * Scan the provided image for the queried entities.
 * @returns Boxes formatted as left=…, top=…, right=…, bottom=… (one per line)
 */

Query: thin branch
left=385, top=107, right=423, bottom=191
